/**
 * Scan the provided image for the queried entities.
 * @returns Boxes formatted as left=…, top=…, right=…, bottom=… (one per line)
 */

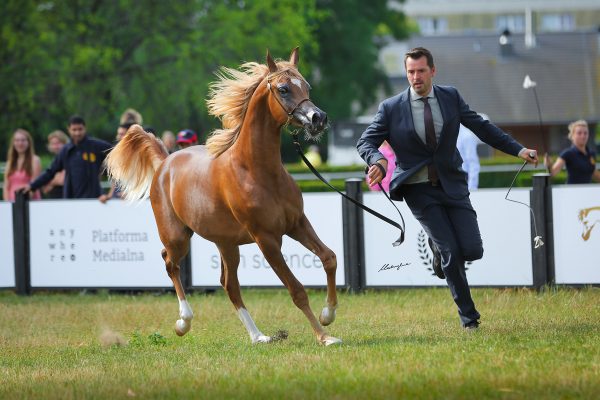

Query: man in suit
left=357, top=47, right=538, bottom=329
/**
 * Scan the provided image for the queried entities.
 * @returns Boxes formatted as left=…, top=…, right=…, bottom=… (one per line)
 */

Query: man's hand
left=367, top=159, right=388, bottom=186
left=19, top=185, right=32, bottom=195
left=98, top=194, right=110, bottom=203
left=519, top=148, right=538, bottom=166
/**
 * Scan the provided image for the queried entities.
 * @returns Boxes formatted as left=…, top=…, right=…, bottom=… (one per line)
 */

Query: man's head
left=67, top=115, right=87, bottom=145
left=404, top=47, right=436, bottom=97
left=176, top=129, right=198, bottom=149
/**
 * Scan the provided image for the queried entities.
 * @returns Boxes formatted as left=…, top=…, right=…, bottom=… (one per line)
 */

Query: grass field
left=0, top=287, right=598, bottom=399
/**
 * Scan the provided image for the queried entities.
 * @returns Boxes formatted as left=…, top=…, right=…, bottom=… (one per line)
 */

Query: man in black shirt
left=24, top=115, right=112, bottom=199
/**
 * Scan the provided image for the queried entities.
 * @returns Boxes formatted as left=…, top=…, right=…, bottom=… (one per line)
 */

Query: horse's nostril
left=311, top=112, right=322, bottom=125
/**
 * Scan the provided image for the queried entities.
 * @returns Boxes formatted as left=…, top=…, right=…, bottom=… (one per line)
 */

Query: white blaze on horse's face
left=291, top=78, right=303, bottom=89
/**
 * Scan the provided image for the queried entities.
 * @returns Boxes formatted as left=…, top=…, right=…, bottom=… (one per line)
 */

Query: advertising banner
left=29, top=200, right=171, bottom=288
left=0, top=202, right=15, bottom=288
left=191, top=193, right=346, bottom=287
left=552, top=185, right=600, bottom=284
left=363, top=189, right=533, bottom=286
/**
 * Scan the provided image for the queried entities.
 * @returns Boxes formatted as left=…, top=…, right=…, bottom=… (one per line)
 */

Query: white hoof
left=319, top=306, right=337, bottom=326
left=252, top=335, right=272, bottom=344
left=322, top=336, right=342, bottom=346
left=175, top=319, right=191, bottom=336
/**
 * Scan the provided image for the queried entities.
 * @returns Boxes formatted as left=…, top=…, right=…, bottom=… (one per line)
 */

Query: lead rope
left=291, top=133, right=405, bottom=246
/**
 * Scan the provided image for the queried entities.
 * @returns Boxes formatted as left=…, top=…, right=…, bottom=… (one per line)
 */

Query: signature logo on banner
left=378, top=263, right=410, bottom=272
left=417, top=230, right=470, bottom=276
left=578, top=206, right=600, bottom=241
left=48, top=228, right=76, bottom=262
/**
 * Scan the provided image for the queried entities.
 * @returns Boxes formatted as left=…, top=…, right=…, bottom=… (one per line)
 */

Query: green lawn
left=0, top=287, right=598, bottom=399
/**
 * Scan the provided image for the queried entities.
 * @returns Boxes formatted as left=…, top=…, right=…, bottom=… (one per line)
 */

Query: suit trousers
left=403, top=183, right=483, bottom=325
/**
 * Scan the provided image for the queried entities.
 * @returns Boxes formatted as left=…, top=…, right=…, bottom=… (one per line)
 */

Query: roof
left=371, top=31, right=600, bottom=126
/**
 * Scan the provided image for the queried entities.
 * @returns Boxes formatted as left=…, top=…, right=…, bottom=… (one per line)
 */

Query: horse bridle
left=266, top=75, right=311, bottom=125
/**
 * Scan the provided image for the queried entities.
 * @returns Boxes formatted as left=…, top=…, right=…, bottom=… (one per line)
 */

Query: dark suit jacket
left=357, top=85, right=524, bottom=200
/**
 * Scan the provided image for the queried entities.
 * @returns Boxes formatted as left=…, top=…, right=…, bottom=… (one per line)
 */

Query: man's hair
left=68, top=115, right=86, bottom=126
left=404, top=47, right=434, bottom=68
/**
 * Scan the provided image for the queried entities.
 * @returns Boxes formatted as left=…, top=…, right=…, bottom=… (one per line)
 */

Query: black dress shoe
left=428, top=237, right=444, bottom=279
left=464, top=320, right=480, bottom=330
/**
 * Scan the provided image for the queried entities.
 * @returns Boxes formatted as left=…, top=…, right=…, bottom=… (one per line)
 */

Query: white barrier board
left=0, top=202, right=15, bottom=288
left=29, top=200, right=171, bottom=287
left=552, top=185, right=600, bottom=284
left=191, top=193, right=346, bottom=287
left=363, top=189, right=533, bottom=286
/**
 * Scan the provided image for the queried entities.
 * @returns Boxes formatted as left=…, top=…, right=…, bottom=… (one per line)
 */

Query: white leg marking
left=238, top=308, right=271, bottom=344
left=175, top=299, right=193, bottom=336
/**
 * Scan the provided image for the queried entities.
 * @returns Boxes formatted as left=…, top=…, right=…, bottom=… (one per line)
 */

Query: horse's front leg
left=255, top=233, right=341, bottom=346
left=288, top=215, right=338, bottom=326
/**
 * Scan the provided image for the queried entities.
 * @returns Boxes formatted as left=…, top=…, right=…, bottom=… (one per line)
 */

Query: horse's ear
left=289, top=47, right=299, bottom=66
left=266, top=49, right=278, bottom=73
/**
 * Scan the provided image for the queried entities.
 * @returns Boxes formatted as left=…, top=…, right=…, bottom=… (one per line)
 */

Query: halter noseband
left=266, top=76, right=311, bottom=125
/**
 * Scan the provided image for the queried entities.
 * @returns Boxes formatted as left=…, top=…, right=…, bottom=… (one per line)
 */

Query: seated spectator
left=3, top=129, right=42, bottom=201
left=176, top=129, right=198, bottom=149
left=42, top=130, right=69, bottom=199
left=544, top=119, right=600, bottom=184
left=24, top=115, right=112, bottom=199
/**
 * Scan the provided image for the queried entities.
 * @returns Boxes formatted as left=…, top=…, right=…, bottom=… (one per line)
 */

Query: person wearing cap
left=176, top=129, right=198, bottom=149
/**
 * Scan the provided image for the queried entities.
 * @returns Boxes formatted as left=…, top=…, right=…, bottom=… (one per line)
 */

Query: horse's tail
left=105, top=124, right=168, bottom=201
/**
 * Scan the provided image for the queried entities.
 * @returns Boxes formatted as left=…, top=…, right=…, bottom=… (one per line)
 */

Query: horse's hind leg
left=288, top=215, right=338, bottom=326
left=255, top=234, right=341, bottom=346
left=217, top=244, right=271, bottom=344
left=161, top=237, right=194, bottom=336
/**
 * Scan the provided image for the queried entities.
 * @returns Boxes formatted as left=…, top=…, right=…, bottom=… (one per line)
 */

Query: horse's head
left=265, top=48, right=327, bottom=138
left=578, top=206, right=600, bottom=241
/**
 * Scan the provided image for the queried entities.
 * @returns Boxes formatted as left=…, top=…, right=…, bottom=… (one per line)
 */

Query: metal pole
left=342, top=179, right=365, bottom=293
left=13, top=191, right=31, bottom=295
left=530, top=173, right=554, bottom=289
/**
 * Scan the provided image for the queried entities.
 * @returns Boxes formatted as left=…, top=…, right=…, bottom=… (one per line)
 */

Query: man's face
left=68, top=123, right=86, bottom=144
left=406, top=56, right=435, bottom=96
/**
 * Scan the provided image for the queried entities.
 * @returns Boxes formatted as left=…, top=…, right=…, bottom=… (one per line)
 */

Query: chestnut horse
left=105, top=48, right=341, bottom=345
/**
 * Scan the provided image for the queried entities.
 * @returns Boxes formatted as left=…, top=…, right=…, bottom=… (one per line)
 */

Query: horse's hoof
left=252, top=335, right=272, bottom=344
left=175, top=319, right=191, bottom=336
left=319, top=306, right=336, bottom=326
left=322, top=336, right=342, bottom=346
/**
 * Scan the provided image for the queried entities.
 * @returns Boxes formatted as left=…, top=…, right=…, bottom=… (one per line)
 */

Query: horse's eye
left=278, top=86, right=288, bottom=95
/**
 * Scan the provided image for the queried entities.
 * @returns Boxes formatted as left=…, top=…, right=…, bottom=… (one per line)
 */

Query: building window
left=417, top=17, right=448, bottom=35
left=496, top=15, right=525, bottom=33
left=541, top=14, right=574, bottom=32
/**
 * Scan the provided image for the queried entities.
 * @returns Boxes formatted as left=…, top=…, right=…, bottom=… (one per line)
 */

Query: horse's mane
left=206, top=60, right=299, bottom=157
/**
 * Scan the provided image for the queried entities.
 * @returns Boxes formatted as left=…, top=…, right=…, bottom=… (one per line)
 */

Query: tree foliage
left=0, top=0, right=408, bottom=160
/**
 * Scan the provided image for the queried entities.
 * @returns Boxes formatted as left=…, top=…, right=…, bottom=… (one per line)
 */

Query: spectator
left=23, top=115, right=112, bottom=199
left=368, top=141, right=395, bottom=192
left=176, top=129, right=198, bottom=149
left=161, top=131, right=176, bottom=153
left=457, top=116, right=485, bottom=191
left=3, top=129, right=42, bottom=201
left=544, top=119, right=600, bottom=183
left=116, top=108, right=143, bottom=141
left=41, top=130, right=69, bottom=199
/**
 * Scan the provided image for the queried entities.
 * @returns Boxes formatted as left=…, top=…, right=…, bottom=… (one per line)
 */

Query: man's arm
left=457, top=92, right=538, bottom=164
left=357, top=102, right=390, bottom=185
left=29, top=151, right=65, bottom=191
